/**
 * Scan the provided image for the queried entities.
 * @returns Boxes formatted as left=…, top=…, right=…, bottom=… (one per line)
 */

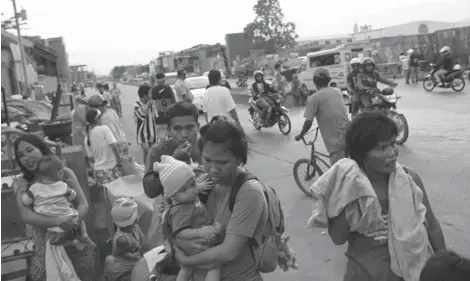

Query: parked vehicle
left=364, top=83, right=409, bottom=145
left=423, top=64, right=466, bottom=92
left=248, top=95, right=291, bottom=135
left=297, top=44, right=366, bottom=94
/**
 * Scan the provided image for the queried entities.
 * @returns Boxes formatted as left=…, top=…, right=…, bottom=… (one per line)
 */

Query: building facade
left=297, top=34, right=354, bottom=47
left=43, top=37, right=70, bottom=83
left=1, top=29, right=58, bottom=98
left=353, top=21, right=458, bottom=42
left=225, top=33, right=252, bottom=69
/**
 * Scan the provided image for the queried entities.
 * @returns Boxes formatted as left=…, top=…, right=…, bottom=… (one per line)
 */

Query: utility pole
left=12, top=0, right=30, bottom=98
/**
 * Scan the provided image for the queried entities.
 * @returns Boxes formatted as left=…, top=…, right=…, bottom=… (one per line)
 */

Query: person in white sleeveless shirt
left=202, top=70, right=241, bottom=127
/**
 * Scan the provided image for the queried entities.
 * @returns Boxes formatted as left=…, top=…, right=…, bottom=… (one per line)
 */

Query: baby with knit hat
left=104, top=197, right=146, bottom=280
left=154, top=155, right=222, bottom=281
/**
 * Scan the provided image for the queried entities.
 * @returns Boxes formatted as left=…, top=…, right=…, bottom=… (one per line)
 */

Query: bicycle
left=293, top=128, right=331, bottom=197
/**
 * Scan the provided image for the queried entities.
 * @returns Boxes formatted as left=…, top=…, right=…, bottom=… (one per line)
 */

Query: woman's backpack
left=157, top=171, right=286, bottom=274
left=223, top=171, right=286, bottom=273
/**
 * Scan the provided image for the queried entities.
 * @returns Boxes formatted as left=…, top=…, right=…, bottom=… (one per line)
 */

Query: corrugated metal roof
left=1, top=28, right=34, bottom=48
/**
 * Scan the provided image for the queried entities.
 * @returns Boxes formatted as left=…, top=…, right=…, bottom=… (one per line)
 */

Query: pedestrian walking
left=274, top=63, right=286, bottom=98
left=88, top=94, right=128, bottom=154
left=96, top=83, right=113, bottom=106
left=408, top=49, right=420, bottom=84
left=174, top=70, right=194, bottom=102
left=202, top=69, right=241, bottom=126
left=399, top=52, right=410, bottom=81
left=134, top=84, right=156, bottom=161
left=150, top=73, right=176, bottom=143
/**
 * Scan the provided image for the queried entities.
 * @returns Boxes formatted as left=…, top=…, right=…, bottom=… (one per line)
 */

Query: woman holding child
left=168, top=115, right=269, bottom=281
left=12, top=133, right=97, bottom=281
left=136, top=102, right=295, bottom=280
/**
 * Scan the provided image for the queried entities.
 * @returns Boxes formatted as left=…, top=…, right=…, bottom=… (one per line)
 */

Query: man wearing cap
left=295, top=68, right=350, bottom=165
left=150, top=73, right=176, bottom=142
left=88, top=94, right=128, bottom=152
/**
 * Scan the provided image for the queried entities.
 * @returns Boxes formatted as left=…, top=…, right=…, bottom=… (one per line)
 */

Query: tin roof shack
left=2, top=29, right=59, bottom=99
left=156, top=51, right=176, bottom=73
left=175, top=44, right=226, bottom=75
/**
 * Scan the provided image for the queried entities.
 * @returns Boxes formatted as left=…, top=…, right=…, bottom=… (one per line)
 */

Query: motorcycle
left=423, top=64, right=466, bottom=92
left=248, top=94, right=292, bottom=135
left=236, top=75, right=248, bottom=88
left=364, top=84, right=409, bottom=145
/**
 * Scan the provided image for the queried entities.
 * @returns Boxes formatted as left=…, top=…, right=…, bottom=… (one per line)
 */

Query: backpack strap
left=225, top=170, right=261, bottom=265
left=228, top=170, right=258, bottom=212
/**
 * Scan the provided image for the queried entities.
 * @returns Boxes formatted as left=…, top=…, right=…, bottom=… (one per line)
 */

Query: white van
left=298, top=45, right=365, bottom=93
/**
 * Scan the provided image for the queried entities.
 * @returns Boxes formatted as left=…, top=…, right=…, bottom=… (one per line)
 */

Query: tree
left=243, top=0, right=298, bottom=52
left=110, top=66, right=128, bottom=80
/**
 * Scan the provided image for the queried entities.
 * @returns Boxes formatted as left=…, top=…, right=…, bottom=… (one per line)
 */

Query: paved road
left=102, top=82, right=470, bottom=280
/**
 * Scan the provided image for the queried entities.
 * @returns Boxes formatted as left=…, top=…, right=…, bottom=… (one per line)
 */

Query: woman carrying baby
left=12, top=133, right=96, bottom=281
left=21, top=153, right=91, bottom=250
left=314, top=111, right=446, bottom=281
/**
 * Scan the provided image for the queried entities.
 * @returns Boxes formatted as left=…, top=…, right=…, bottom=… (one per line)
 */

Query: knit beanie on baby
left=111, top=197, right=138, bottom=228
left=153, top=155, right=195, bottom=198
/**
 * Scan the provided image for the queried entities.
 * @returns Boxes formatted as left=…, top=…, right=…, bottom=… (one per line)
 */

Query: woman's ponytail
left=85, top=108, right=102, bottom=147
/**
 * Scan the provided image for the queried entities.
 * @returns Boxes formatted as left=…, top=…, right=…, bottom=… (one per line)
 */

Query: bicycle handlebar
left=300, top=127, right=320, bottom=145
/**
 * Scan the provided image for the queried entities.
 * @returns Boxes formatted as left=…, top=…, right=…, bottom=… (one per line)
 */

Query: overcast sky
left=4, top=0, right=469, bottom=74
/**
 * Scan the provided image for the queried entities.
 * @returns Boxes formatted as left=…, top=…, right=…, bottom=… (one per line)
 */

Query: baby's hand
left=198, top=225, right=221, bottom=241
left=195, top=174, right=215, bottom=194
left=153, top=162, right=159, bottom=172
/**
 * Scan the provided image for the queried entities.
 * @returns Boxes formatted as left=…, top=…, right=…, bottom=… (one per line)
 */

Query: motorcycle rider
left=251, top=70, right=277, bottom=126
left=433, top=46, right=454, bottom=86
left=346, top=58, right=362, bottom=117
left=356, top=57, right=397, bottom=110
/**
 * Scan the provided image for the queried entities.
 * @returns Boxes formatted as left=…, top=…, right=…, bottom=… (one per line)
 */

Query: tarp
left=4, top=99, right=71, bottom=123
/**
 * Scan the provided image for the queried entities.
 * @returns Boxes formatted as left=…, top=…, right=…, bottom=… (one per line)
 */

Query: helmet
left=350, top=58, right=361, bottom=66
left=439, top=46, right=451, bottom=55
left=254, top=70, right=264, bottom=78
left=362, top=57, right=375, bottom=71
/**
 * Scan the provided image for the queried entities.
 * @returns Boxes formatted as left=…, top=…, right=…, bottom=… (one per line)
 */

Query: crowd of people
left=8, top=60, right=470, bottom=281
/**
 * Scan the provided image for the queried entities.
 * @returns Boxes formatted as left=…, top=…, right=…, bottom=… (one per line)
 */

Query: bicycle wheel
left=293, top=157, right=329, bottom=197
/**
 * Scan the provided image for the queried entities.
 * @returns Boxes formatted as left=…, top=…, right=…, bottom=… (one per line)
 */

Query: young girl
left=103, top=197, right=146, bottom=281
left=21, top=154, right=90, bottom=249
left=154, top=155, right=221, bottom=281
